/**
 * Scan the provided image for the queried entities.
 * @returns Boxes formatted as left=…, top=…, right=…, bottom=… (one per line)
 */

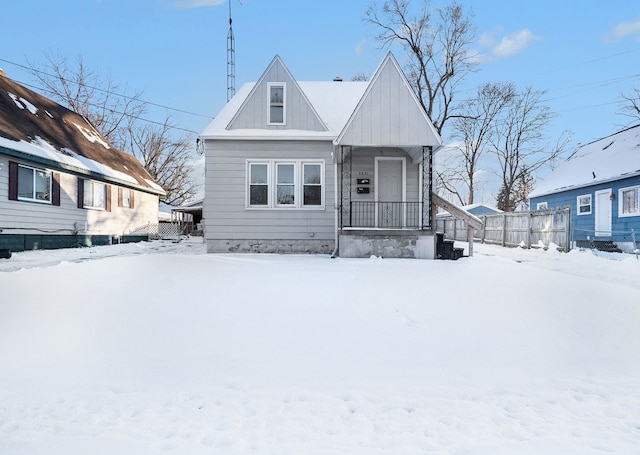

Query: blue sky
left=3, top=0, right=640, bottom=153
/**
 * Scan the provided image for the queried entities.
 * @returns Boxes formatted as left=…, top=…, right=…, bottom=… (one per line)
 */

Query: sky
left=3, top=0, right=640, bottom=199
left=1, top=238, right=640, bottom=453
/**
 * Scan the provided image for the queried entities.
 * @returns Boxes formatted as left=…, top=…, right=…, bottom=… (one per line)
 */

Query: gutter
left=331, top=147, right=339, bottom=258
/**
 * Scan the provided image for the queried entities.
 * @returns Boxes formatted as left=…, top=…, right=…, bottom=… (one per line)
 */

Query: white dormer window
left=268, top=82, right=285, bottom=125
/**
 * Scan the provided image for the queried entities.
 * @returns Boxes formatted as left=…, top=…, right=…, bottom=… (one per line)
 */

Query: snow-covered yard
left=1, top=238, right=639, bottom=454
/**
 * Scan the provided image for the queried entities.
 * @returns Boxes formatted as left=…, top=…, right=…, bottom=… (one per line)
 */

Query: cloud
left=473, top=27, right=541, bottom=63
left=355, top=38, right=367, bottom=55
left=604, top=18, right=640, bottom=42
left=174, top=0, right=226, bottom=8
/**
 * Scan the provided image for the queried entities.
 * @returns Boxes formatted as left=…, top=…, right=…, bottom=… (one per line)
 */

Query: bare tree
left=365, top=0, right=477, bottom=134
left=28, top=52, right=200, bottom=205
left=123, top=116, right=200, bottom=205
left=438, top=82, right=515, bottom=205
left=491, top=86, right=567, bottom=211
left=28, top=51, right=145, bottom=147
left=619, top=87, right=640, bottom=124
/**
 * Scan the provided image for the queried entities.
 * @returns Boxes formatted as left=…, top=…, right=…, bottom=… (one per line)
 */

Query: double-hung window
left=619, top=185, right=640, bottom=217
left=247, top=160, right=323, bottom=209
left=83, top=180, right=107, bottom=210
left=577, top=194, right=592, bottom=215
left=17, top=164, right=52, bottom=203
left=268, top=83, right=285, bottom=125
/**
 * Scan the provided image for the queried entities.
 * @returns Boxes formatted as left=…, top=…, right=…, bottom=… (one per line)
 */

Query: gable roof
left=335, top=52, right=442, bottom=157
left=0, top=74, right=164, bottom=195
left=530, top=124, right=640, bottom=198
left=199, top=52, right=442, bottom=157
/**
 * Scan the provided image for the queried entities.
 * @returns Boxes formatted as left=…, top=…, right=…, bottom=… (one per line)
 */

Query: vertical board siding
left=0, top=156, right=159, bottom=236
left=204, top=140, right=335, bottom=241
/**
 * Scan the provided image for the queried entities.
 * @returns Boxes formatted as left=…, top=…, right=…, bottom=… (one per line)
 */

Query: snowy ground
left=1, top=238, right=639, bottom=454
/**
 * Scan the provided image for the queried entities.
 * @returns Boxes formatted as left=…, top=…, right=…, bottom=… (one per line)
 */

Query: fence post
left=481, top=215, right=486, bottom=244
left=564, top=207, right=571, bottom=252
left=502, top=214, right=507, bottom=247
left=527, top=211, right=532, bottom=249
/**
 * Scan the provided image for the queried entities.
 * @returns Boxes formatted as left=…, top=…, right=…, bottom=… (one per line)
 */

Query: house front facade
left=529, top=125, right=640, bottom=253
left=0, top=72, right=164, bottom=252
left=200, top=53, right=443, bottom=258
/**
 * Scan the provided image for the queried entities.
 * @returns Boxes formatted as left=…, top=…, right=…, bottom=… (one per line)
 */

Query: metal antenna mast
left=226, top=0, right=235, bottom=102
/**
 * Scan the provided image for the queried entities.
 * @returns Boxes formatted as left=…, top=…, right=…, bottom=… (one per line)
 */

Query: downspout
left=331, top=145, right=340, bottom=258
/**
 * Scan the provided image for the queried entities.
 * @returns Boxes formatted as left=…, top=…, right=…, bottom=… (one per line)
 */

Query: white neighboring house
left=200, top=52, right=452, bottom=258
left=0, top=71, right=164, bottom=252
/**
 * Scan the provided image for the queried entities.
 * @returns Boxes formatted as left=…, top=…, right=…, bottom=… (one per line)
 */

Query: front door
left=376, top=158, right=405, bottom=227
left=595, top=189, right=612, bottom=237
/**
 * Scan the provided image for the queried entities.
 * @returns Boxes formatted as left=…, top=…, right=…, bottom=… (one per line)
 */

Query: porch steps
left=436, top=233, right=465, bottom=260
left=575, top=239, right=622, bottom=253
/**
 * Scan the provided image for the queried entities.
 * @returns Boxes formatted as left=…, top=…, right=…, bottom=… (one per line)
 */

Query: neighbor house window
left=577, top=194, right=592, bottom=215
left=536, top=202, right=548, bottom=210
left=8, top=162, right=60, bottom=206
left=82, top=179, right=107, bottom=210
left=18, top=164, right=51, bottom=202
left=118, top=187, right=133, bottom=208
left=247, top=160, right=324, bottom=209
left=619, top=186, right=640, bottom=216
left=268, top=83, right=285, bottom=125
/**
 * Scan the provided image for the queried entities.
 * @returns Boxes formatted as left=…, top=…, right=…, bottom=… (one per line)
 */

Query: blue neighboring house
left=529, top=124, right=640, bottom=253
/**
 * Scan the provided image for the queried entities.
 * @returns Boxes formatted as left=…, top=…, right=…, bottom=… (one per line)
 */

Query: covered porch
left=335, top=144, right=437, bottom=258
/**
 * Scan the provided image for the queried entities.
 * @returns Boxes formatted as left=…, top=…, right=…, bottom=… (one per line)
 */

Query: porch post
left=422, top=146, right=432, bottom=229
left=340, top=146, right=352, bottom=228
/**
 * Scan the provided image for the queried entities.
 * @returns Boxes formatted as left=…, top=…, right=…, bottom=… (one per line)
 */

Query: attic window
left=268, top=82, right=285, bottom=125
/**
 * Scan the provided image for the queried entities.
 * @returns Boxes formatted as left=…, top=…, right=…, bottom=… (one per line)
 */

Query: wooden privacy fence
left=436, top=207, right=571, bottom=251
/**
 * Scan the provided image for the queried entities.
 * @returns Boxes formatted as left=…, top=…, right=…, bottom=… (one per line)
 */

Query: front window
left=268, top=83, right=285, bottom=125
left=249, top=163, right=269, bottom=206
left=536, top=201, right=548, bottom=210
left=577, top=194, right=591, bottom=215
left=303, top=163, right=322, bottom=206
left=246, top=160, right=324, bottom=209
left=276, top=163, right=295, bottom=205
left=17, top=164, right=51, bottom=203
left=84, top=180, right=106, bottom=209
left=620, top=186, right=640, bottom=216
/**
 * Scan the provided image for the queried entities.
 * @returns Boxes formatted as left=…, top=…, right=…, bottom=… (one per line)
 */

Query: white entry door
left=376, top=158, right=405, bottom=228
left=595, top=189, right=612, bottom=237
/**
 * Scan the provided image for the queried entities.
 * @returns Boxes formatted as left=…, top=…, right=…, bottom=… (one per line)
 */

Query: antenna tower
left=226, top=0, right=235, bottom=102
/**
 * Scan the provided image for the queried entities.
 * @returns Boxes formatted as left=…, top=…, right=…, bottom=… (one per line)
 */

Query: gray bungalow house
left=0, top=71, right=164, bottom=252
left=529, top=124, right=640, bottom=253
left=200, top=52, right=472, bottom=259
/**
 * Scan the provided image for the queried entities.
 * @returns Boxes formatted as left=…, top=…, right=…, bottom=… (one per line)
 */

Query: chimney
left=333, top=76, right=343, bottom=82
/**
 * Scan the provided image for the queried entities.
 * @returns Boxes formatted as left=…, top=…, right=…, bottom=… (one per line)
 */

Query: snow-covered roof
left=530, top=124, right=640, bottom=198
left=200, top=80, right=368, bottom=140
left=0, top=74, right=164, bottom=195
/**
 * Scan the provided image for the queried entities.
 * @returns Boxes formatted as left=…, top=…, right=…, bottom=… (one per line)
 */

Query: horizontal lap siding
left=204, top=140, right=335, bottom=241
left=0, top=156, right=158, bottom=236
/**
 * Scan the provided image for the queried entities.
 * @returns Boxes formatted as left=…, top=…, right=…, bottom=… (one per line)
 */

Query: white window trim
left=84, top=180, right=107, bottom=210
left=577, top=194, right=592, bottom=215
left=267, top=82, right=286, bottom=126
left=619, top=185, right=640, bottom=217
left=17, top=164, right=52, bottom=204
left=246, top=159, right=324, bottom=210
left=536, top=202, right=548, bottom=210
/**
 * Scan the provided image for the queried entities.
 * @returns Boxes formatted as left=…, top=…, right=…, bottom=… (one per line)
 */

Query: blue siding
left=530, top=175, right=640, bottom=243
